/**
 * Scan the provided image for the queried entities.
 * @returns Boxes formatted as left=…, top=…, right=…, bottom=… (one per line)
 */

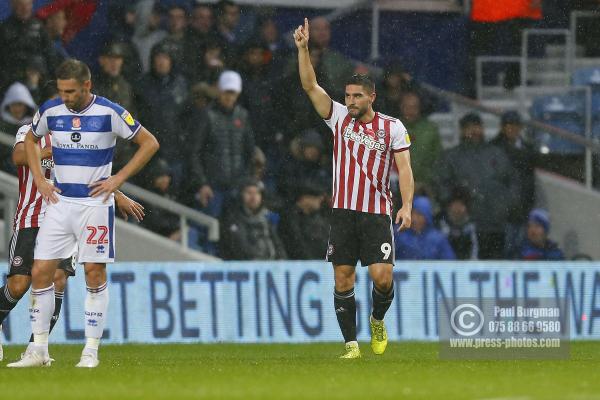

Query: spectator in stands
left=0, top=0, right=59, bottom=90
left=378, top=60, right=437, bottom=118
left=187, top=39, right=226, bottom=87
left=438, top=186, right=479, bottom=260
left=23, top=56, right=47, bottom=106
left=220, top=179, right=287, bottom=260
left=158, top=4, right=190, bottom=71
left=518, top=208, right=564, bottom=260
left=279, top=183, right=329, bottom=260
left=140, top=158, right=181, bottom=241
left=0, top=82, right=36, bottom=173
left=399, top=91, right=442, bottom=189
left=255, top=16, right=289, bottom=76
left=214, top=0, right=242, bottom=62
left=395, top=196, right=456, bottom=260
left=39, top=8, right=69, bottom=60
left=433, top=113, right=519, bottom=259
left=186, top=70, right=255, bottom=218
left=104, top=2, right=143, bottom=84
left=135, top=43, right=188, bottom=189
left=96, top=42, right=136, bottom=112
left=278, top=129, right=331, bottom=207
left=490, top=111, right=537, bottom=258
left=184, top=3, right=216, bottom=76
left=95, top=42, right=137, bottom=172
left=133, top=3, right=167, bottom=73
left=239, top=39, right=279, bottom=156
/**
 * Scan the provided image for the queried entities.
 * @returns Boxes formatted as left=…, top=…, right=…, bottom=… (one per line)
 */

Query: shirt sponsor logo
left=71, top=132, right=81, bottom=142
left=343, top=126, right=387, bottom=152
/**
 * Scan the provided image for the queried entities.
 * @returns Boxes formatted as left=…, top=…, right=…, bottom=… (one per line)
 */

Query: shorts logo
left=41, top=158, right=55, bottom=169
left=72, top=117, right=82, bottom=130
left=327, top=244, right=334, bottom=256
left=71, top=132, right=81, bottom=142
left=96, top=245, right=105, bottom=254
left=12, top=256, right=23, bottom=267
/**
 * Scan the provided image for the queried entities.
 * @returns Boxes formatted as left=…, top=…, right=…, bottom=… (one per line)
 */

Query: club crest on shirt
left=121, top=110, right=135, bottom=126
left=72, top=117, right=81, bottom=130
left=377, top=129, right=386, bottom=138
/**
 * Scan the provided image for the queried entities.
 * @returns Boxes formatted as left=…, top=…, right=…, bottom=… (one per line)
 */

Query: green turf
left=1, top=342, right=599, bottom=400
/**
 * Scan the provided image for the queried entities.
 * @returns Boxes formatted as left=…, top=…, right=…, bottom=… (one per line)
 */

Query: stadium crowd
left=0, top=0, right=565, bottom=261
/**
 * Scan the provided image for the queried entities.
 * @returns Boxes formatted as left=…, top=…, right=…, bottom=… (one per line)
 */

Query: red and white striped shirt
left=13, top=124, right=54, bottom=230
left=325, top=101, right=411, bottom=216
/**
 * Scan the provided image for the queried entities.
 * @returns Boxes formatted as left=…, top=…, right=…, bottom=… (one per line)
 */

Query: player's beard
left=348, top=106, right=367, bottom=119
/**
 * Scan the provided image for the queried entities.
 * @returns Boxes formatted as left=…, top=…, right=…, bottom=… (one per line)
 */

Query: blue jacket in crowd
left=394, top=197, right=456, bottom=260
left=519, top=239, right=564, bottom=261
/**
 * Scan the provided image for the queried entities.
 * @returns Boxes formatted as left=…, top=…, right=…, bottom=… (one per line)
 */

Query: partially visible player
left=294, top=19, right=414, bottom=358
left=8, top=59, right=158, bottom=368
left=0, top=85, right=145, bottom=363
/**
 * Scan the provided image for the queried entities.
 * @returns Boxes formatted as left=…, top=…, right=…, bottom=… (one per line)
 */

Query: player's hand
left=293, top=18, right=309, bottom=49
left=197, top=185, right=214, bottom=207
left=395, top=206, right=412, bottom=231
left=115, top=192, right=145, bottom=222
left=89, top=175, right=125, bottom=203
left=37, top=178, right=60, bottom=204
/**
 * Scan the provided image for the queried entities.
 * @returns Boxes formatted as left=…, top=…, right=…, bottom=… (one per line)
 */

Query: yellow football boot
left=370, top=316, right=388, bottom=355
left=339, top=342, right=361, bottom=359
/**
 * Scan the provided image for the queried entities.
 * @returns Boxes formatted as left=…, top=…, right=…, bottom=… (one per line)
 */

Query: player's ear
left=83, top=80, right=92, bottom=91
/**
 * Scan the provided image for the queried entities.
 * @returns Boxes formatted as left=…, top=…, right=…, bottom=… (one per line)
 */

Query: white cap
left=218, top=70, right=242, bottom=93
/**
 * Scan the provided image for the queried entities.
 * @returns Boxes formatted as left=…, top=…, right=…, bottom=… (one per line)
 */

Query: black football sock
left=0, top=285, right=19, bottom=326
left=371, top=282, right=394, bottom=321
left=334, top=288, right=357, bottom=343
left=29, top=291, right=63, bottom=342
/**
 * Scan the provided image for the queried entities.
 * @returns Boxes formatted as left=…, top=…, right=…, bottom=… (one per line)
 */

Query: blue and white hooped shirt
left=32, top=95, right=141, bottom=206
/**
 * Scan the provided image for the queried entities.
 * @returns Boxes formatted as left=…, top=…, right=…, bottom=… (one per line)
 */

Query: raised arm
left=293, top=18, right=332, bottom=118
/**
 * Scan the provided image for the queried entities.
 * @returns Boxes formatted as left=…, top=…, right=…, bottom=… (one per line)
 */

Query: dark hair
left=40, top=80, right=58, bottom=102
left=56, top=59, right=91, bottom=83
left=459, top=112, right=482, bottom=129
left=345, top=73, right=375, bottom=94
left=215, top=0, right=237, bottom=18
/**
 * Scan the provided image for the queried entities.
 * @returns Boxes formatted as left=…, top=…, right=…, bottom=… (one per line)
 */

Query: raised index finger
left=304, top=17, right=308, bottom=33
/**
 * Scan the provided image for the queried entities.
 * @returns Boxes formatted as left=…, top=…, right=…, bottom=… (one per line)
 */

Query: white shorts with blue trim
left=34, top=198, right=116, bottom=263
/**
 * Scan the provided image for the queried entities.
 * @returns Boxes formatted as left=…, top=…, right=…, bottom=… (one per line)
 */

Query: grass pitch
left=1, top=342, right=599, bottom=400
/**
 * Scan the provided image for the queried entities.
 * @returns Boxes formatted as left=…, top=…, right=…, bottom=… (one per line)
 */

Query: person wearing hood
left=394, top=196, right=456, bottom=260
left=220, top=179, right=286, bottom=260
left=0, top=82, right=36, bottom=173
left=433, top=113, right=519, bottom=259
left=518, top=208, right=564, bottom=261
left=135, top=42, right=188, bottom=189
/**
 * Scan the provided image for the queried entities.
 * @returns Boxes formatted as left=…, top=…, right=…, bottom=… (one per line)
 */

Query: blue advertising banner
left=2, top=261, right=600, bottom=344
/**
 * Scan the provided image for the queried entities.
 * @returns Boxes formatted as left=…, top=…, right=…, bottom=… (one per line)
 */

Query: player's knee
left=372, top=275, right=393, bottom=292
left=334, top=272, right=355, bottom=292
left=85, top=266, right=106, bottom=287
left=53, top=272, right=68, bottom=293
left=7, top=276, right=31, bottom=299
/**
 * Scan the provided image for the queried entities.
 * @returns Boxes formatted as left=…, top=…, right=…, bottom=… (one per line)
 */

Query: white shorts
left=34, top=199, right=116, bottom=264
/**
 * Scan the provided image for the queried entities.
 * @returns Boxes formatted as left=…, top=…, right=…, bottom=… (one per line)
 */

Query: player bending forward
left=294, top=19, right=414, bottom=358
left=0, top=122, right=144, bottom=363
left=8, top=59, right=158, bottom=368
